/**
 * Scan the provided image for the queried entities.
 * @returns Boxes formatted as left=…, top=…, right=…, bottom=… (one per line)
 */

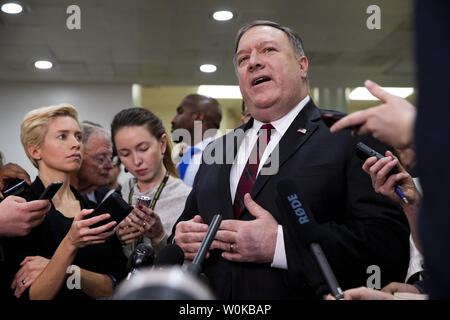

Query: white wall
left=0, top=81, right=133, bottom=183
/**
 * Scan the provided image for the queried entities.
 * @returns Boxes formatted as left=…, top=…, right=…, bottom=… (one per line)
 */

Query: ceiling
left=0, top=0, right=415, bottom=88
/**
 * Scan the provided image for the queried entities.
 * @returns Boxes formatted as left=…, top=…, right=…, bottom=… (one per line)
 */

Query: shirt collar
left=193, top=135, right=216, bottom=151
left=252, top=95, right=310, bottom=136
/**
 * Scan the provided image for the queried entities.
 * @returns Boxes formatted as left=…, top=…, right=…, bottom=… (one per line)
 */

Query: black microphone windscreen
left=128, top=243, right=155, bottom=271
left=154, top=243, right=185, bottom=267
left=136, top=242, right=152, bottom=254
left=276, top=179, right=343, bottom=298
left=276, top=179, right=321, bottom=246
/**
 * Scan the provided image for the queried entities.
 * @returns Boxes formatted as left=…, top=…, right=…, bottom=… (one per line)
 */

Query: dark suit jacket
left=415, top=0, right=450, bottom=299
left=172, top=99, right=410, bottom=299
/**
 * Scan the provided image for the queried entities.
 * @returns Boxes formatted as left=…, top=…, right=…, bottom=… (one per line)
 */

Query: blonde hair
left=20, top=104, right=80, bottom=168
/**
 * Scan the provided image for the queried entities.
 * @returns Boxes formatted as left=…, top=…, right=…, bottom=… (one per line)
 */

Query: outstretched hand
left=330, top=80, right=416, bottom=149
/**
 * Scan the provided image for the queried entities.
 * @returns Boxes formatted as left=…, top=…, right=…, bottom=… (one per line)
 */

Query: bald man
left=171, top=94, right=222, bottom=186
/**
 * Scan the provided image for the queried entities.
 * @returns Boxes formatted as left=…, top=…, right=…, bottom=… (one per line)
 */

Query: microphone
left=186, top=214, right=222, bottom=275
left=115, top=243, right=214, bottom=299
left=126, top=243, right=155, bottom=280
left=276, top=179, right=344, bottom=300
left=153, top=243, right=185, bottom=268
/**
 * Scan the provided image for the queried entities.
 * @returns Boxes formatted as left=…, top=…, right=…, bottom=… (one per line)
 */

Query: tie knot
left=261, top=123, right=274, bottom=131
left=259, top=123, right=274, bottom=140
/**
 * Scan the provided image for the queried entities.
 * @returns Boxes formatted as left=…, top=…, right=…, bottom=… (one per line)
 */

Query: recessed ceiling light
left=349, top=87, right=414, bottom=100
left=212, top=10, right=233, bottom=21
left=198, top=85, right=242, bottom=99
left=34, top=60, right=53, bottom=70
left=1, top=2, right=23, bottom=14
left=199, top=64, right=217, bottom=73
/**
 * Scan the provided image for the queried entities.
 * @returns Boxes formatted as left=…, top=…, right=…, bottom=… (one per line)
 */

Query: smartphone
left=89, top=192, right=132, bottom=230
left=2, top=179, right=28, bottom=198
left=319, top=109, right=348, bottom=127
left=355, top=142, right=385, bottom=161
left=38, top=181, right=63, bottom=200
left=355, top=142, right=398, bottom=175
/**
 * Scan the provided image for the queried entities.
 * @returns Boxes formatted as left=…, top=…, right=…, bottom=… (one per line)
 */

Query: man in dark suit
left=171, top=20, right=410, bottom=299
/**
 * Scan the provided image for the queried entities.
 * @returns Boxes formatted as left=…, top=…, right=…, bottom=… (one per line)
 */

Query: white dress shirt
left=405, top=177, right=425, bottom=283
left=229, top=95, right=310, bottom=269
left=406, top=235, right=425, bottom=283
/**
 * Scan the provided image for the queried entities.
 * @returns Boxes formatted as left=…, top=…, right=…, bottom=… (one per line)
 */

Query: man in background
left=171, top=94, right=222, bottom=186
left=70, top=121, right=114, bottom=206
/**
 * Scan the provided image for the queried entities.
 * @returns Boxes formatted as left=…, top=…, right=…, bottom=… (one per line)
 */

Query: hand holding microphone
left=187, top=214, right=222, bottom=275
left=173, top=214, right=210, bottom=261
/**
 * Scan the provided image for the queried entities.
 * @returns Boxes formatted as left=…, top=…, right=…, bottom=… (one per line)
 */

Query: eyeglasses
left=88, top=153, right=113, bottom=166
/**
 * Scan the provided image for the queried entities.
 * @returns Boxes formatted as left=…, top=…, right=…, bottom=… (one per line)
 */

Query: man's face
left=77, top=135, right=113, bottom=188
left=171, top=97, right=196, bottom=142
left=235, top=26, right=308, bottom=122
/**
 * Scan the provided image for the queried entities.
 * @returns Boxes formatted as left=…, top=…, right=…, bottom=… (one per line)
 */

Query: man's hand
left=213, top=194, right=278, bottom=264
left=330, top=80, right=416, bottom=150
left=0, top=196, right=50, bottom=237
left=174, top=215, right=209, bottom=261
left=381, top=282, right=421, bottom=295
left=326, top=286, right=394, bottom=300
left=0, top=163, right=31, bottom=198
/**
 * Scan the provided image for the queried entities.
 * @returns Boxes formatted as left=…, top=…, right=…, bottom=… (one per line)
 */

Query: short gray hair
left=81, top=121, right=110, bottom=149
left=233, top=20, right=306, bottom=68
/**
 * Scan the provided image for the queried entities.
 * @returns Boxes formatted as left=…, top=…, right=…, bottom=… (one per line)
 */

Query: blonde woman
left=5, top=105, right=127, bottom=300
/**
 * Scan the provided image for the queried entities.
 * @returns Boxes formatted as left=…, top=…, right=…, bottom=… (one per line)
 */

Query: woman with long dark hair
left=111, top=107, right=191, bottom=256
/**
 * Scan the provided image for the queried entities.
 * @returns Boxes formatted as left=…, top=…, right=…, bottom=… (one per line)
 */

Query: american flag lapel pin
left=297, top=128, right=307, bottom=134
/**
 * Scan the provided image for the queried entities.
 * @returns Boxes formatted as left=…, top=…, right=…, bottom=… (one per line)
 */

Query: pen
left=394, top=185, right=408, bottom=204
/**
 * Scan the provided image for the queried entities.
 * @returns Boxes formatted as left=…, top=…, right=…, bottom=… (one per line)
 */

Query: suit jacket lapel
left=251, top=100, right=321, bottom=199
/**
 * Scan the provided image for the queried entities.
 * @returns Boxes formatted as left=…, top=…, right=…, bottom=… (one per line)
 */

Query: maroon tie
left=233, top=123, right=274, bottom=218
